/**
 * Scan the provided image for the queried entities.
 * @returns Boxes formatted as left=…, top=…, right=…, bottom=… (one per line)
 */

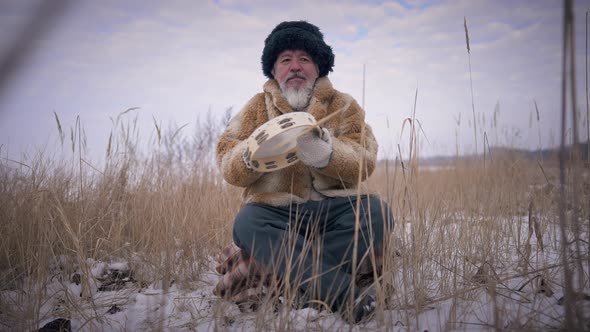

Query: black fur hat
left=262, top=21, right=335, bottom=79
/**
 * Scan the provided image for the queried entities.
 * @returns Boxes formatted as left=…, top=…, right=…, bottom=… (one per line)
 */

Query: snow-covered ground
left=1, top=219, right=589, bottom=331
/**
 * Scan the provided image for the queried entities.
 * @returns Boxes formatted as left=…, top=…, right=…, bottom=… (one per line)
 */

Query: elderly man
left=216, top=21, right=393, bottom=323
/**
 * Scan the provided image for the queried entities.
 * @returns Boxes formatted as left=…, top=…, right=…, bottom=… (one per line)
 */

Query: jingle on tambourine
left=245, top=112, right=317, bottom=172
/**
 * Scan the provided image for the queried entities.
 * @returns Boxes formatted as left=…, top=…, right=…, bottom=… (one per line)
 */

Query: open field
left=0, top=0, right=588, bottom=330
left=0, top=114, right=588, bottom=331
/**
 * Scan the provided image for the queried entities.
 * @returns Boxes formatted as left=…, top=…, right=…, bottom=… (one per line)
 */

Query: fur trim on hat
left=262, top=21, right=335, bottom=79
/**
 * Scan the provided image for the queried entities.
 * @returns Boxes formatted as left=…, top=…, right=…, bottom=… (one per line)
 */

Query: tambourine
left=244, top=112, right=317, bottom=172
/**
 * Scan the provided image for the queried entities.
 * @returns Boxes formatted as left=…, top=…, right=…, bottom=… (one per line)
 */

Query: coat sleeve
left=216, top=95, right=265, bottom=187
left=314, top=96, right=378, bottom=184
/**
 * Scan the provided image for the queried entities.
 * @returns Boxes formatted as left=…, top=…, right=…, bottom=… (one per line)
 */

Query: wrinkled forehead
left=276, top=49, right=314, bottom=60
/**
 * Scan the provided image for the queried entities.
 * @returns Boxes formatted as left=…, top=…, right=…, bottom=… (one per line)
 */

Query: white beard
left=279, top=80, right=314, bottom=111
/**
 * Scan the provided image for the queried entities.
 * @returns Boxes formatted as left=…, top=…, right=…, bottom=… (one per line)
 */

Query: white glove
left=296, top=127, right=333, bottom=168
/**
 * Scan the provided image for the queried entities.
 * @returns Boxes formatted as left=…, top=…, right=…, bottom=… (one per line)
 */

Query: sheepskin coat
left=216, top=77, right=378, bottom=207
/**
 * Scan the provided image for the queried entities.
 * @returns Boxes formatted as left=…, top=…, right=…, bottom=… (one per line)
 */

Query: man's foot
left=343, top=288, right=377, bottom=324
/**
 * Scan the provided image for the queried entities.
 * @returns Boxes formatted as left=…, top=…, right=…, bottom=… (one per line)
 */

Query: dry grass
left=0, top=112, right=242, bottom=330
left=0, top=108, right=588, bottom=331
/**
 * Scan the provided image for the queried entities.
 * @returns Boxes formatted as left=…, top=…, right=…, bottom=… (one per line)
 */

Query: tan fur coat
left=216, top=77, right=378, bottom=207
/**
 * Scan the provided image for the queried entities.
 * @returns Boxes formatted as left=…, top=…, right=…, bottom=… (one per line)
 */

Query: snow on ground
left=1, top=219, right=589, bottom=331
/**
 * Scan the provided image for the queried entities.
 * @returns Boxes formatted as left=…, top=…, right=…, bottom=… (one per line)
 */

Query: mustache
left=286, top=72, right=306, bottom=81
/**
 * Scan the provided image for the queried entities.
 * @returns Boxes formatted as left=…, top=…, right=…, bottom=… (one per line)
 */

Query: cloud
left=0, top=0, right=586, bottom=161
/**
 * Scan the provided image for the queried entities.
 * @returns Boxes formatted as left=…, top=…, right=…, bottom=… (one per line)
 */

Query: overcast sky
left=0, top=0, right=588, bottom=162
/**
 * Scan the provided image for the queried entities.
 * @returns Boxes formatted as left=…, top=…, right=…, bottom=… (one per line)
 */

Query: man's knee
left=232, top=221, right=247, bottom=249
left=368, top=195, right=393, bottom=226
left=363, top=196, right=394, bottom=247
left=232, top=205, right=260, bottom=248
left=232, top=204, right=286, bottom=251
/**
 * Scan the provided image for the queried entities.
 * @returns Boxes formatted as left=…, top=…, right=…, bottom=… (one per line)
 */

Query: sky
left=0, top=0, right=589, bottom=163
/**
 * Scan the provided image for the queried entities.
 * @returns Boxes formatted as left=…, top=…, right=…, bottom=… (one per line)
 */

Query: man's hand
left=296, top=127, right=333, bottom=168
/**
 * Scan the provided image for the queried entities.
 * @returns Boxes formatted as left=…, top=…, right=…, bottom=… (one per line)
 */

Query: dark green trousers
left=232, top=195, right=393, bottom=311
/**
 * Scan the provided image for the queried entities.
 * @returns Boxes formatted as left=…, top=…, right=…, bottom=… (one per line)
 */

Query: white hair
left=275, top=72, right=315, bottom=111
left=280, top=82, right=314, bottom=111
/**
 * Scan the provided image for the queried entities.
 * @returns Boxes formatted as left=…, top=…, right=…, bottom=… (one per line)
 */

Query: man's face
left=273, top=49, right=319, bottom=91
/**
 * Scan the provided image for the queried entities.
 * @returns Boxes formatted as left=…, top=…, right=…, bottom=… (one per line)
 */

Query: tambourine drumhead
left=245, top=112, right=316, bottom=172
left=253, top=126, right=309, bottom=158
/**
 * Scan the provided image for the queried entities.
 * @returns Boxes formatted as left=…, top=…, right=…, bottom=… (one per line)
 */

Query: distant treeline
left=379, top=141, right=590, bottom=167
